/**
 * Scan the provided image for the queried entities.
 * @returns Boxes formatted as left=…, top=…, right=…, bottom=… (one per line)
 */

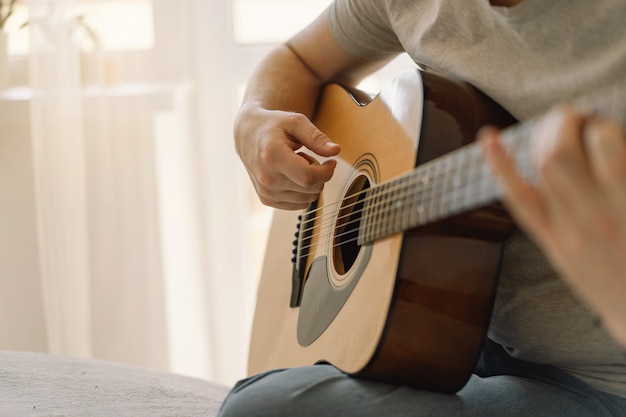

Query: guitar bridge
left=290, top=200, right=318, bottom=307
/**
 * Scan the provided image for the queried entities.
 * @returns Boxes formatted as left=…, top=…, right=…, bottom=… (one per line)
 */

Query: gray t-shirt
left=329, top=0, right=626, bottom=398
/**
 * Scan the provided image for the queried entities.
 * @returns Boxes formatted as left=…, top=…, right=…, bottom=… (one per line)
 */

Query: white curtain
left=28, top=0, right=92, bottom=358
left=0, top=0, right=412, bottom=387
left=0, top=0, right=263, bottom=386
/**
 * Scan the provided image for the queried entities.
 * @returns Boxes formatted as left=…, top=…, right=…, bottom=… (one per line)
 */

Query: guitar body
left=248, top=69, right=516, bottom=393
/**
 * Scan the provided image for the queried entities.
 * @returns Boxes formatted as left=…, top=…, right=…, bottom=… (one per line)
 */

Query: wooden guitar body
left=248, top=69, right=517, bottom=393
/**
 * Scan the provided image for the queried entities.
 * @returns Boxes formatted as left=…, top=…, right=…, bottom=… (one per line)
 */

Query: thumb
left=285, top=113, right=340, bottom=157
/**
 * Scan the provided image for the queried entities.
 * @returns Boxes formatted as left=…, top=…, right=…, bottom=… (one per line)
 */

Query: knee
left=216, top=369, right=290, bottom=417
left=217, top=365, right=346, bottom=417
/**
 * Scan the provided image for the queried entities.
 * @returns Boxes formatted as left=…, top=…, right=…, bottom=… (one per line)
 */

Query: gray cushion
left=0, top=350, right=230, bottom=416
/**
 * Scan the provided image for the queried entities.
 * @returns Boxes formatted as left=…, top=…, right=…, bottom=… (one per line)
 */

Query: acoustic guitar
left=247, top=68, right=623, bottom=393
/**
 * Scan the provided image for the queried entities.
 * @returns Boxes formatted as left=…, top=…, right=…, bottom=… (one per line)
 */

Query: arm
left=235, top=8, right=391, bottom=210
left=480, top=107, right=626, bottom=347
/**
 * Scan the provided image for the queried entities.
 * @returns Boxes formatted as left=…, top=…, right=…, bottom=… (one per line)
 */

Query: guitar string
left=297, top=140, right=512, bottom=246
left=294, top=158, right=612, bottom=259
left=294, top=128, right=538, bottom=257
left=294, top=86, right=625, bottom=260
left=297, top=144, right=484, bottom=238
left=295, top=179, right=500, bottom=259
left=295, top=89, right=626, bottom=247
left=296, top=112, right=542, bottom=239
left=297, top=132, right=605, bottom=259
left=294, top=155, right=511, bottom=257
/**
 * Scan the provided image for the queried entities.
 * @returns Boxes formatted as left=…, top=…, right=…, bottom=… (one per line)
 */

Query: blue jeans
left=217, top=339, right=626, bottom=416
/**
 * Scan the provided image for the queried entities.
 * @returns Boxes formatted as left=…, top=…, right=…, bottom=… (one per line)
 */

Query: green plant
left=0, top=0, right=17, bottom=31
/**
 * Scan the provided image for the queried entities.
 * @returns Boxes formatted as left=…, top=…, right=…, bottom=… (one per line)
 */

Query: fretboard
left=358, top=83, right=626, bottom=246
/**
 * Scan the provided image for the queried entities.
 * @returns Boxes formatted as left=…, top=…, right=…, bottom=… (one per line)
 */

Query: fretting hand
left=481, top=106, right=626, bottom=346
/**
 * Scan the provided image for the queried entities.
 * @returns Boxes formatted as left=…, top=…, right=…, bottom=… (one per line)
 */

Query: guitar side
left=248, top=69, right=516, bottom=393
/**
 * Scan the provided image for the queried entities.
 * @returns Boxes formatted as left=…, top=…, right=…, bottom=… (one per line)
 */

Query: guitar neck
left=358, top=83, right=626, bottom=245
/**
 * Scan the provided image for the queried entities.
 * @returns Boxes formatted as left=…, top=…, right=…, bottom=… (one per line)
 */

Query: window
left=7, top=0, right=155, bottom=55
left=77, top=0, right=155, bottom=52
left=232, top=0, right=331, bottom=44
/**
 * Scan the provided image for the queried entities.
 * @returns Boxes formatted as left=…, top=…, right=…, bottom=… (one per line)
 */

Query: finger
left=296, top=151, right=340, bottom=188
left=256, top=140, right=333, bottom=194
left=480, top=127, right=548, bottom=236
left=297, top=151, right=323, bottom=166
left=531, top=106, right=594, bottom=205
left=257, top=195, right=315, bottom=211
left=278, top=148, right=338, bottom=189
left=254, top=168, right=324, bottom=200
left=254, top=153, right=328, bottom=206
left=253, top=171, right=322, bottom=205
left=283, top=113, right=340, bottom=157
left=259, top=190, right=322, bottom=210
left=273, top=201, right=313, bottom=210
left=583, top=118, right=626, bottom=193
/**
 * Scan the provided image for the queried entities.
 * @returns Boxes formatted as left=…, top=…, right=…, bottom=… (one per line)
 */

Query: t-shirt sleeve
left=328, top=0, right=405, bottom=60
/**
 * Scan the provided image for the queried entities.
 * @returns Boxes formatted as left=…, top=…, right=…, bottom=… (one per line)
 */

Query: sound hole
left=333, top=175, right=370, bottom=275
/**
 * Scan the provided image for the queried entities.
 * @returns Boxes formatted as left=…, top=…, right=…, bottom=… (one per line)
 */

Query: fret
left=362, top=190, right=372, bottom=241
left=377, top=185, right=386, bottom=238
left=404, top=175, right=414, bottom=230
left=416, top=166, right=429, bottom=226
left=383, top=181, right=394, bottom=237
left=388, top=177, right=404, bottom=231
left=439, top=158, right=450, bottom=218
left=372, top=185, right=383, bottom=240
left=450, top=151, right=464, bottom=214
left=398, top=175, right=412, bottom=232
left=382, top=181, right=393, bottom=237
left=462, top=145, right=478, bottom=211
left=390, top=181, right=400, bottom=234
left=377, top=184, right=386, bottom=239
left=450, top=151, right=463, bottom=213
left=446, top=157, right=464, bottom=214
left=412, top=172, right=425, bottom=227
left=385, top=181, right=396, bottom=237
left=469, top=145, right=484, bottom=208
left=423, top=164, right=435, bottom=224
left=361, top=187, right=375, bottom=243
left=415, top=172, right=429, bottom=224
left=425, top=162, right=439, bottom=224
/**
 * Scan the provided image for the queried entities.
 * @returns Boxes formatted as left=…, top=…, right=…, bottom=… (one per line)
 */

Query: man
left=219, top=1, right=626, bottom=415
